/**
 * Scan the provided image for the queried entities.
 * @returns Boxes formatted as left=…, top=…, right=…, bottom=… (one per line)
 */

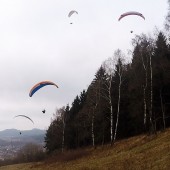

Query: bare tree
left=146, top=40, right=156, bottom=134
left=141, top=49, right=148, bottom=128
left=113, top=49, right=125, bottom=143
left=91, top=106, right=96, bottom=147
left=55, top=107, right=67, bottom=152
left=61, top=107, right=67, bottom=152
left=86, top=82, right=100, bottom=148
left=102, top=58, right=115, bottom=145
left=132, top=35, right=149, bottom=129
left=132, top=34, right=156, bottom=133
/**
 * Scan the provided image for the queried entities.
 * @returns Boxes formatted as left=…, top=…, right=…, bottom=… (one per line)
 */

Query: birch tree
left=85, top=66, right=108, bottom=147
left=146, top=39, right=156, bottom=134
left=132, top=34, right=156, bottom=132
left=86, top=82, right=100, bottom=148
left=113, top=49, right=125, bottom=143
left=132, top=35, right=150, bottom=129
left=102, top=58, right=115, bottom=145
left=55, top=106, right=68, bottom=152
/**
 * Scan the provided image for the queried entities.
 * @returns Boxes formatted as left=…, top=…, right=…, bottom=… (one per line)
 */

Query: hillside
left=0, top=128, right=170, bottom=170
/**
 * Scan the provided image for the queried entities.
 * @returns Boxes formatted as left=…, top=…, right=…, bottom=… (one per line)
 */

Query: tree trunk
left=113, top=71, right=121, bottom=143
left=143, top=86, right=147, bottom=128
left=109, top=76, right=113, bottom=145
left=149, top=52, right=154, bottom=134
left=141, top=52, right=148, bottom=129
left=92, top=108, right=95, bottom=147
left=62, top=122, right=65, bottom=153
left=160, top=88, right=166, bottom=130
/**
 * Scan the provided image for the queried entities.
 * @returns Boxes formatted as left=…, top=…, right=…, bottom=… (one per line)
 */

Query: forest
left=44, top=2, right=170, bottom=154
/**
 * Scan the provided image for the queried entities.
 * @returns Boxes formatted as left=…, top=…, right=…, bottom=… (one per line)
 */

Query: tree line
left=44, top=31, right=170, bottom=153
left=45, top=2, right=170, bottom=153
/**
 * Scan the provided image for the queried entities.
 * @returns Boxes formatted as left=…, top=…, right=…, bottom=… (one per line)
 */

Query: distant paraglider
left=68, top=10, right=78, bottom=24
left=118, top=12, right=145, bottom=33
left=118, top=11, right=145, bottom=21
left=14, top=115, right=34, bottom=124
left=29, top=81, right=58, bottom=97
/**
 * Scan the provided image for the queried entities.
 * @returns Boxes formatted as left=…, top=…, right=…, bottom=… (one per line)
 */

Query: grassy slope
left=0, top=129, right=170, bottom=170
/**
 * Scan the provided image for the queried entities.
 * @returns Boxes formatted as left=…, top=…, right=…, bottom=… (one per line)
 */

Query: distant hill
left=0, top=128, right=46, bottom=144
left=0, top=129, right=20, bottom=138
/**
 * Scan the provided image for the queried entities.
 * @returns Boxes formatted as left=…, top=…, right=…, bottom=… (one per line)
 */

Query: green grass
left=1, top=129, right=170, bottom=170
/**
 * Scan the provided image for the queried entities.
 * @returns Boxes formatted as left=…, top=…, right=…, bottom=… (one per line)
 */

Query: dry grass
left=44, top=148, right=90, bottom=163
left=0, top=129, right=170, bottom=170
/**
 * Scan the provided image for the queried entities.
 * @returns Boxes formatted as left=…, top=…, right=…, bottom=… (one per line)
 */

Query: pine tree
left=152, top=31, right=170, bottom=130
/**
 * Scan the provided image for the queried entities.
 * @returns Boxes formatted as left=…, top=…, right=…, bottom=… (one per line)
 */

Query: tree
left=85, top=67, right=107, bottom=147
left=92, top=66, right=109, bottom=145
left=65, top=90, right=87, bottom=149
left=44, top=117, right=63, bottom=153
left=102, top=59, right=114, bottom=145
left=131, top=34, right=152, bottom=130
left=113, top=49, right=125, bottom=143
left=86, top=84, right=98, bottom=147
left=130, top=34, right=157, bottom=134
left=152, top=31, right=170, bottom=130
left=57, top=106, right=68, bottom=152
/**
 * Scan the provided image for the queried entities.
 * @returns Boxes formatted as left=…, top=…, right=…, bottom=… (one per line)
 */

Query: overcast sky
left=0, top=0, right=168, bottom=131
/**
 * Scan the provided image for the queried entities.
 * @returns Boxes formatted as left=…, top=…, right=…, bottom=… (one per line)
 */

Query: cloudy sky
left=0, top=0, right=168, bottom=131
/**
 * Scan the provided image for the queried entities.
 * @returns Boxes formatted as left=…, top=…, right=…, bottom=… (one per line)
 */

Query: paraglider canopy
left=118, top=11, right=145, bottom=21
left=29, top=81, right=58, bottom=97
left=68, top=10, right=78, bottom=17
left=14, top=115, right=34, bottom=124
